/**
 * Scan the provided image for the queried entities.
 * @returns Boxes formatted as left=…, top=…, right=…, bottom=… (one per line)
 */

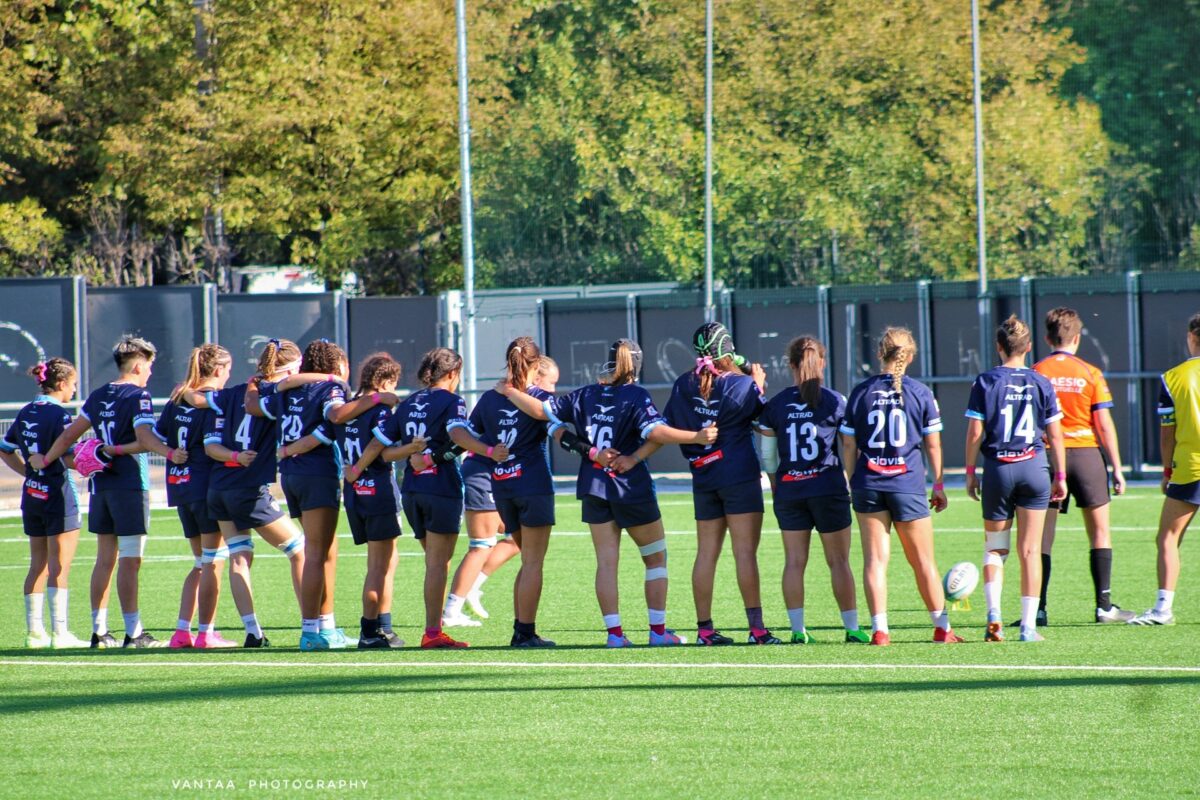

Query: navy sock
left=378, top=612, right=392, bottom=632
left=745, top=607, right=764, bottom=630
left=697, top=618, right=714, bottom=631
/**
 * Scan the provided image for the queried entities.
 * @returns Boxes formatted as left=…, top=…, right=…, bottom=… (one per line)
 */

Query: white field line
left=0, top=659, right=1196, bottom=673
left=0, top=525, right=1154, bottom=547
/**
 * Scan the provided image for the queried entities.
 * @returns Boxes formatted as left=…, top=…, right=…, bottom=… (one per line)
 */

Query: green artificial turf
left=0, top=487, right=1196, bottom=798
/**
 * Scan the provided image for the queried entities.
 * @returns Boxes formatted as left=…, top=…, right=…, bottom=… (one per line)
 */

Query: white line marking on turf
left=0, top=660, right=1196, bottom=673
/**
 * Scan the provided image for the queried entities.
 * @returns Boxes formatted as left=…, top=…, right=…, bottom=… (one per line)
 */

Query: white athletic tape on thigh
left=214, top=546, right=229, bottom=561
left=193, top=556, right=204, bottom=570
left=638, top=539, right=667, bottom=557
left=645, top=566, right=669, bottom=582
left=226, top=534, right=253, bottom=554
left=469, top=536, right=497, bottom=549
left=984, top=530, right=1011, bottom=552
left=118, top=535, right=147, bottom=559
left=201, top=549, right=218, bottom=565
left=983, top=550, right=1006, bottom=568
left=278, top=533, right=304, bottom=556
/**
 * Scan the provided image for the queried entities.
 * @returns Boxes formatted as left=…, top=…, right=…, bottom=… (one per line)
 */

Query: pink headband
left=34, top=363, right=47, bottom=383
left=694, top=356, right=721, bottom=377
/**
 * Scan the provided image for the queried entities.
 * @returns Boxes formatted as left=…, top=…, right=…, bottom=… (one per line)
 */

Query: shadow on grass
left=1, top=670, right=1196, bottom=716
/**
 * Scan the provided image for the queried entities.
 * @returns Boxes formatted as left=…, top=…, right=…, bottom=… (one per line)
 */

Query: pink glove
left=73, top=438, right=110, bottom=479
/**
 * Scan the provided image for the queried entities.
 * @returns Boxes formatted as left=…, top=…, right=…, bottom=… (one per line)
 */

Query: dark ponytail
left=787, top=336, right=825, bottom=408
left=417, top=348, right=463, bottom=387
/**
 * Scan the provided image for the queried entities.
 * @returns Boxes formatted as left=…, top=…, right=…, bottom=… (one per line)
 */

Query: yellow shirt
left=1159, top=357, right=1200, bottom=485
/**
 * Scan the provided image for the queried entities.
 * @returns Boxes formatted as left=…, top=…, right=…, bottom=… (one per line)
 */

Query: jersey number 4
left=999, top=403, right=1036, bottom=444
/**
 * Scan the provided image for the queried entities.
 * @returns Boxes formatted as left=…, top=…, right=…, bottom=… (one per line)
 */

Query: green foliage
left=0, top=0, right=1193, bottom=290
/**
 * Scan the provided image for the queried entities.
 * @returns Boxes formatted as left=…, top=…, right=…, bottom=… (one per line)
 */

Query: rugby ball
left=943, top=561, right=979, bottom=602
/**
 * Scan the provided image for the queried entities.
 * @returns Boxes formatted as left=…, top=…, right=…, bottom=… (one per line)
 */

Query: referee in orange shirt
left=1031, top=307, right=1135, bottom=625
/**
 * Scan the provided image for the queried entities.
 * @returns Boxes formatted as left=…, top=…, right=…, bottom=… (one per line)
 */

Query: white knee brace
left=277, top=532, right=304, bottom=557
left=201, top=547, right=230, bottom=565
left=118, top=535, right=147, bottom=559
left=469, top=536, right=498, bottom=550
left=639, top=538, right=668, bottom=581
left=983, top=550, right=1007, bottom=568
left=984, top=529, right=1012, bottom=553
left=226, top=533, right=254, bottom=555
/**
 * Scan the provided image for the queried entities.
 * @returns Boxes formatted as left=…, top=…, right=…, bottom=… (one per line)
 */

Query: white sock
left=1155, top=589, right=1175, bottom=613
left=198, top=622, right=214, bottom=634
left=786, top=607, right=805, bottom=634
left=92, top=607, right=108, bottom=635
left=1020, top=595, right=1039, bottom=632
left=24, top=593, right=45, bottom=635
left=930, top=609, right=949, bottom=631
left=122, top=611, right=142, bottom=638
left=47, top=587, right=67, bottom=633
left=984, top=581, right=1002, bottom=623
left=318, top=613, right=335, bottom=631
left=470, top=573, right=488, bottom=595
left=871, top=613, right=889, bottom=634
left=840, top=609, right=859, bottom=632
left=176, top=617, right=192, bottom=633
left=302, top=618, right=320, bottom=634
left=603, top=613, right=621, bottom=630
left=242, top=613, right=263, bottom=638
left=647, top=608, right=666, bottom=627
left=445, top=594, right=466, bottom=616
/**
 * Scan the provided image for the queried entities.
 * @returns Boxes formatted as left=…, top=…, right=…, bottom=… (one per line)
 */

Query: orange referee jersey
left=1033, top=350, right=1114, bottom=449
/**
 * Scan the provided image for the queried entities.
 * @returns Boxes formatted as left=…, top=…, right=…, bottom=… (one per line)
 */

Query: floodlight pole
left=703, top=0, right=715, bottom=323
left=970, top=0, right=990, bottom=357
left=456, top=0, right=478, bottom=394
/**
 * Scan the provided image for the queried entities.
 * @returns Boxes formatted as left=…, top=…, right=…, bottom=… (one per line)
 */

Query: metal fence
left=0, top=273, right=1196, bottom=496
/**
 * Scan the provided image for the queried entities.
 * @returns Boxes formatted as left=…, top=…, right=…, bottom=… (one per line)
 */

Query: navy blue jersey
left=966, top=366, right=1062, bottom=463
left=203, top=381, right=280, bottom=490
left=80, top=382, right=154, bottom=491
left=263, top=381, right=346, bottom=479
left=840, top=374, right=943, bottom=493
left=375, top=388, right=468, bottom=499
left=663, top=371, right=765, bottom=492
left=153, top=399, right=216, bottom=505
left=470, top=388, right=554, bottom=498
left=547, top=383, right=664, bottom=504
left=758, top=385, right=848, bottom=499
left=2, top=396, right=73, bottom=480
left=336, top=403, right=399, bottom=513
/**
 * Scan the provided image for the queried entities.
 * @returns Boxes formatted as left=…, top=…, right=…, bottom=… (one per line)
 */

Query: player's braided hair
left=505, top=336, right=541, bottom=390
left=257, top=338, right=300, bottom=380
left=172, top=344, right=232, bottom=403
left=355, top=352, right=401, bottom=398
left=1188, top=312, right=1200, bottom=341
left=417, top=348, right=462, bottom=387
left=112, top=335, right=157, bottom=371
left=301, top=339, right=346, bottom=374
left=28, top=357, right=75, bottom=393
left=996, top=315, right=1032, bottom=358
left=877, top=326, right=916, bottom=404
left=787, top=336, right=825, bottom=408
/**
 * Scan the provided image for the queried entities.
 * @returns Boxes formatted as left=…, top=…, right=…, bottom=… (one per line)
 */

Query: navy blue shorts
left=851, top=489, right=929, bottom=522
left=402, top=493, right=462, bottom=539
left=1166, top=479, right=1200, bottom=506
left=177, top=499, right=220, bottom=539
left=693, top=479, right=764, bottom=521
left=581, top=495, right=661, bottom=529
left=774, top=493, right=852, bottom=533
left=347, top=508, right=402, bottom=545
left=281, top=474, right=340, bottom=517
left=22, top=481, right=81, bottom=537
left=981, top=458, right=1051, bottom=521
left=496, top=494, right=556, bottom=533
left=462, top=458, right=496, bottom=512
left=207, top=485, right=285, bottom=531
left=88, top=489, right=150, bottom=536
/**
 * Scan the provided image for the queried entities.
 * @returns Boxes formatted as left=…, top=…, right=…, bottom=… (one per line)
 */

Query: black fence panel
left=1030, top=276, right=1131, bottom=371
left=347, top=297, right=440, bottom=391
left=829, top=284, right=920, bottom=395
left=632, top=293, right=704, bottom=473
left=218, top=294, right=342, bottom=377
left=732, top=287, right=822, bottom=393
left=1140, top=274, right=1200, bottom=374
left=87, top=285, right=212, bottom=399
left=543, top=297, right=631, bottom=388
left=0, top=277, right=83, bottom=403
